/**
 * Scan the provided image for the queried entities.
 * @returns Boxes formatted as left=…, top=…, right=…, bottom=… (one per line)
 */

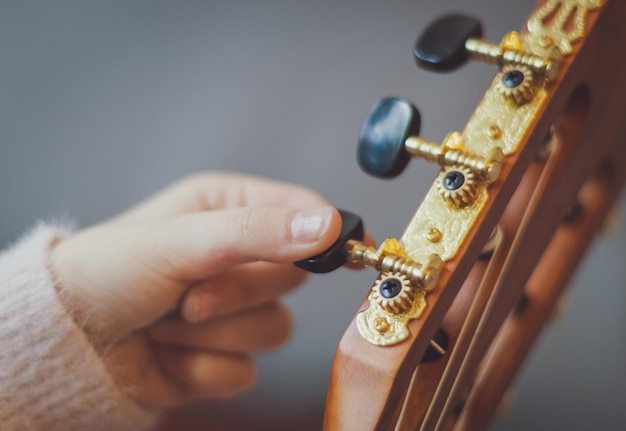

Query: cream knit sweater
left=0, top=224, right=155, bottom=430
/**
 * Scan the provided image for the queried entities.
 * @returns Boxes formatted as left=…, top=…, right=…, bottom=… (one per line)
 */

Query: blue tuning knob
left=414, top=14, right=483, bottom=72
left=358, top=97, right=421, bottom=179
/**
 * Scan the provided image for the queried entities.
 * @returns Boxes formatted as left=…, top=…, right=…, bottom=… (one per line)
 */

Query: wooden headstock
left=319, top=1, right=626, bottom=429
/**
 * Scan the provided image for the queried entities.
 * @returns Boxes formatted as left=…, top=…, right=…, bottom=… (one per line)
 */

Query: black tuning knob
left=358, top=97, right=421, bottom=179
left=414, top=14, right=482, bottom=72
left=294, top=209, right=364, bottom=273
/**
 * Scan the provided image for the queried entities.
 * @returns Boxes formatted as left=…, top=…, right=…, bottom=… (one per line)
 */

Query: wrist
left=50, top=234, right=117, bottom=347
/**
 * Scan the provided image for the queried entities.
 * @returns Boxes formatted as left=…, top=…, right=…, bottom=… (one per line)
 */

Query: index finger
left=113, top=172, right=329, bottom=223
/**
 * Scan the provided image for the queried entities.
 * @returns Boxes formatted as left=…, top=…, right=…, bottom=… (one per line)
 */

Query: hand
left=50, top=172, right=343, bottom=408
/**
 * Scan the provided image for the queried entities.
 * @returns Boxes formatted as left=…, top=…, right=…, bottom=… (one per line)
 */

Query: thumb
left=145, top=206, right=342, bottom=280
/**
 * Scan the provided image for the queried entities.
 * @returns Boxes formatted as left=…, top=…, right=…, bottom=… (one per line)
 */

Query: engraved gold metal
left=353, top=246, right=440, bottom=345
left=399, top=1, right=605, bottom=264
left=464, top=87, right=549, bottom=157
left=525, top=0, right=603, bottom=57
left=401, top=1, right=600, bottom=263
left=356, top=286, right=427, bottom=346
left=402, top=183, right=489, bottom=263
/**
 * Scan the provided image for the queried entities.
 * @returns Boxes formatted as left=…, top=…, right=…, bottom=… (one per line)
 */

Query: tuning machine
left=351, top=238, right=443, bottom=346
left=296, top=210, right=441, bottom=287
left=414, top=14, right=559, bottom=105
left=358, top=97, right=502, bottom=207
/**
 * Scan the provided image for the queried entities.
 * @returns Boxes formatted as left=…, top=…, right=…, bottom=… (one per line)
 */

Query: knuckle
left=229, top=207, right=282, bottom=244
left=233, top=208, right=258, bottom=238
left=177, top=171, right=239, bottom=210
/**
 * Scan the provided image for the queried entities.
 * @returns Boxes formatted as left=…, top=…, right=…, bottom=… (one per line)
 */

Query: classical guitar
left=297, top=0, right=626, bottom=429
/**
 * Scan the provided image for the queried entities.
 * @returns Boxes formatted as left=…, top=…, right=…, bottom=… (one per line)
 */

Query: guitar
left=298, top=0, right=626, bottom=429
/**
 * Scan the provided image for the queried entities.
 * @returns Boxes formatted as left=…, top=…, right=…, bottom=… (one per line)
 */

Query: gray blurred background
left=1, top=1, right=624, bottom=430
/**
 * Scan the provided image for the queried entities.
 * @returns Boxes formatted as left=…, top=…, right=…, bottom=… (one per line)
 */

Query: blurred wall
left=1, top=1, right=624, bottom=430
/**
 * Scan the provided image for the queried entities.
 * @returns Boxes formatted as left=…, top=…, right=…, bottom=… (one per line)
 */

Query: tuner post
left=415, top=15, right=559, bottom=81
left=345, top=238, right=442, bottom=292
left=405, top=132, right=504, bottom=184
left=415, top=15, right=560, bottom=106
left=465, top=32, right=559, bottom=81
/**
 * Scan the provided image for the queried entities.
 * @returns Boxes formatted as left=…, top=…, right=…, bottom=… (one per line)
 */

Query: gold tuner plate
left=357, top=271, right=428, bottom=346
left=525, top=0, right=603, bottom=57
left=348, top=238, right=442, bottom=346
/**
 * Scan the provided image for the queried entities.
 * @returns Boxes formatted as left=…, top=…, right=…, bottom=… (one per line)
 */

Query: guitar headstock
left=300, top=1, right=625, bottom=429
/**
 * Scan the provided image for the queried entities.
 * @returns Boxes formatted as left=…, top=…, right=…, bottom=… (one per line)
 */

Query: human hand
left=50, top=172, right=344, bottom=408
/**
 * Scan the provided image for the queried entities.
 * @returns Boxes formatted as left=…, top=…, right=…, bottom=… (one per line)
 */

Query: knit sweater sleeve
left=0, top=223, right=156, bottom=431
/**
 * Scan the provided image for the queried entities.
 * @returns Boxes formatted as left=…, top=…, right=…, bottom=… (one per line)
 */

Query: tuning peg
left=414, top=14, right=558, bottom=83
left=357, top=97, right=421, bottom=178
left=358, top=97, right=503, bottom=187
left=294, top=209, right=364, bottom=273
left=414, top=14, right=483, bottom=72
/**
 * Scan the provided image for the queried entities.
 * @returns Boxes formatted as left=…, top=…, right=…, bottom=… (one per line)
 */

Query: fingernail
left=290, top=207, right=333, bottom=243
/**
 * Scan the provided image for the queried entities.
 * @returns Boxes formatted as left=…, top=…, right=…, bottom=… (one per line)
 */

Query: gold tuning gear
left=435, top=166, right=479, bottom=208
left=371, top=273, right=415, bottom=314
left=494, top=64, right=537, bottom=105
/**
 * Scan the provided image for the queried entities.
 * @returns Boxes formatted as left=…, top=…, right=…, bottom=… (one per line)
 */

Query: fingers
left=51, top=192, right=340, bottom=341
left=157, top=347, right=257, bottom=399
left=150, top=301, right=292, bottom=354
left=179, top=262, right=306, bottom=323
left=114, top=172, right=329, bottom=223
left=104, top=334, right=185, bottom=408
left=104, top=332, right=257, bottom=408
left=106, top=332, right=258, bottom=406
left=178, top=230, right=375, bottom=324
left=148, top=301, right=292, bottom=400
left=143, top=205, right=342, bottom=280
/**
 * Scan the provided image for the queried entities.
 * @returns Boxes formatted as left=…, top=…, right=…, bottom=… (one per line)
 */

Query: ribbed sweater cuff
left=0, top=223, right=156, bottom=431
